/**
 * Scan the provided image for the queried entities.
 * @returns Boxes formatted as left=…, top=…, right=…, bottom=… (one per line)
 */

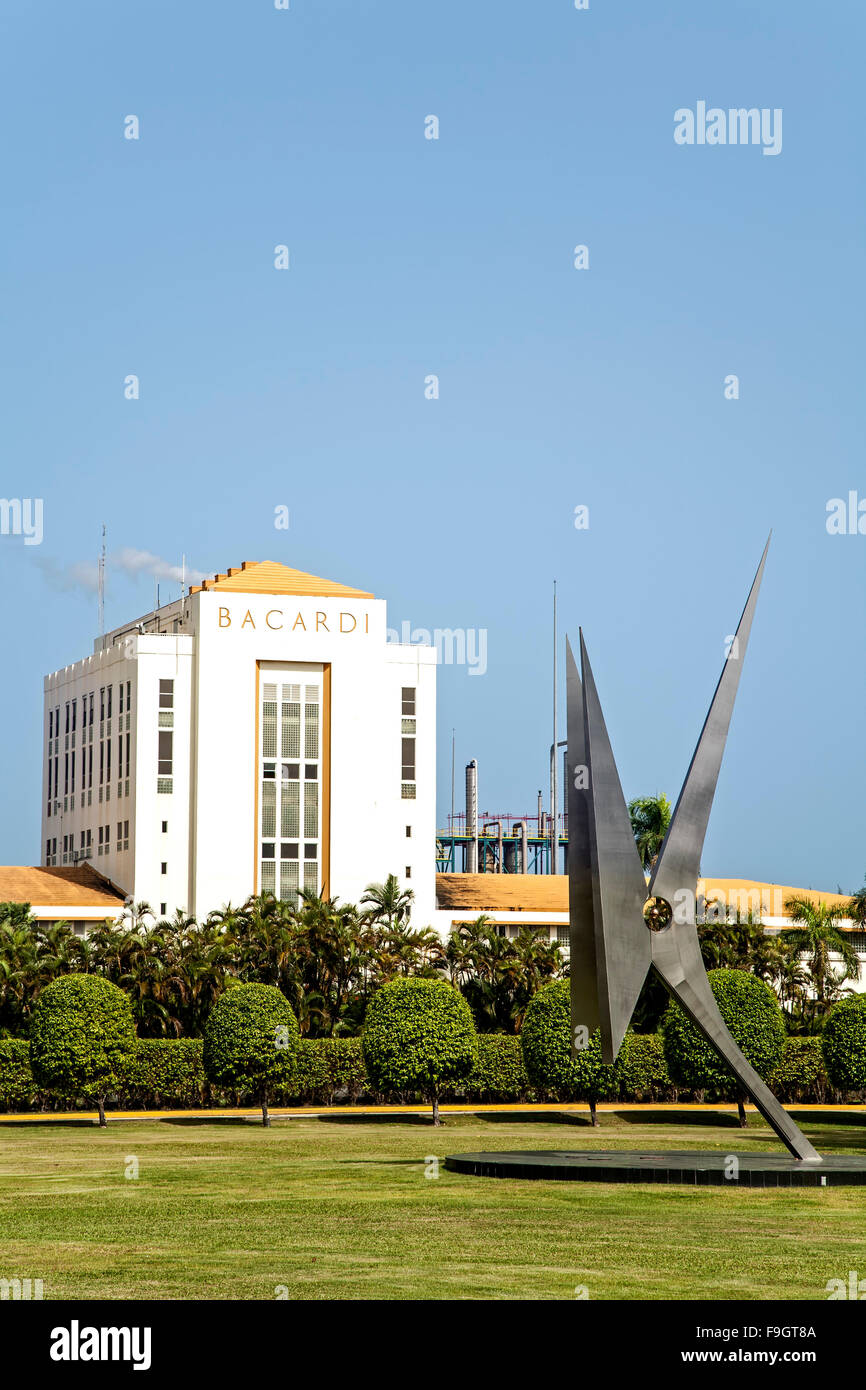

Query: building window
left=260, top=674, right=322, bottom=903
left=160, top=903, right=166, bottom=917
left=161, top=820, right=168, bottom=833
left=405, top=866, right=412, bottom=879
left=405, top=825, right=412, bottom=838
left=159, top=679, right=174, bottom=709
left=158, top=730, right=173, bottom=777
left=107, top=685, right=112, bottom=720
left=401, top=688, right=416, bottom=798
left=161, top=862, right=167, bottom=875
left=401, top=738, right=416, bottom=781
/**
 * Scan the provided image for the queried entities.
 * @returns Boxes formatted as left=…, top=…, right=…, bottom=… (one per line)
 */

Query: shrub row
left=0, top=1032, right=847, bottom=1111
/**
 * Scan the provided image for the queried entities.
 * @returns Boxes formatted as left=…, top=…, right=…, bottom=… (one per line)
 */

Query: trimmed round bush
left=362, top=978, right=477, bottom=1123
left=203, top=983, right=299, bottom=1126
left=822, top=995, right=866, bottom=1093
left=661, top=969, right=786, bottom=1109
left=520, top=980, right=618, bottom=1122
left=29, top=974, right=137, bottom=1126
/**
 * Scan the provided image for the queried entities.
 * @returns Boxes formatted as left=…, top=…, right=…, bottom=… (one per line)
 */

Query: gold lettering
left=218, top=607, right=231, bottom=628
left=339, top=612, right=356, bottom=633
left=316, top=611, right=329, bottom=632
left=241, top=610, right=256, bottom=629
left=292, top=612, right=306, bottom=631
left=265, top=609, right=283, bottom=630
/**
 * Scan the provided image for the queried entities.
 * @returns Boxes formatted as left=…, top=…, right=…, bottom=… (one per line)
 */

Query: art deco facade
left=42, top=562, right=436, bottom=923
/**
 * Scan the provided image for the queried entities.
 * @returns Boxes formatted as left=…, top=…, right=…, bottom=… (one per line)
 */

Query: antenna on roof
left=181, top=553, right=186, bottom=600
left=97, top=524, right=106, bottom=639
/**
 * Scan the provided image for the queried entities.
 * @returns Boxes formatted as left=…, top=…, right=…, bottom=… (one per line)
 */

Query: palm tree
left=628, top=794, right=672, bottom=872
left=360, top=875, right=414, bottom=930
left=783, top=896, right=860, bottom=1025
left=847, top=881, right=866, bottom=927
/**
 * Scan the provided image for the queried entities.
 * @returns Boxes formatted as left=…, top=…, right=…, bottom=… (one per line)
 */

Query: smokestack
left=465, top=760, right=478, bottom=873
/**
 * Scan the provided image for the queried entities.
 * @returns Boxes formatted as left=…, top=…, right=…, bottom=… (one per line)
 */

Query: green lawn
left=1, top=1112, right=865, bottom=1300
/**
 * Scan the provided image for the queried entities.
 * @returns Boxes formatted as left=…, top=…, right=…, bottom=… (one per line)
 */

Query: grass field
left=1, top=1111, right=865, bottom=1300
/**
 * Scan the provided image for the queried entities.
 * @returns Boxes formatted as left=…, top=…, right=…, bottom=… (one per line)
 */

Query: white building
left=42, top=562, right=436, bottom=923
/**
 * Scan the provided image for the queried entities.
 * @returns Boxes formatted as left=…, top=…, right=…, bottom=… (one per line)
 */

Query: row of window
left=46, top=819, right=169, bottom=868
left=47, top=682, right=132, bottom=743
left=46, top=821, right=131, bottom=867
left=47, top=735, right=133, bottom=813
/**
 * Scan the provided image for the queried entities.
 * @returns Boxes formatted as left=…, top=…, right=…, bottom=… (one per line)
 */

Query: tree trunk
left=737, top=1095, right=748, bottom=1128
left=261, top=1093, right=271, bottom=1128
left=589, top=1098, right=598, bottom=1126
left=97, top=1097, right=106, bottom=1128
left=432, top=1092, right=440, bottom=1126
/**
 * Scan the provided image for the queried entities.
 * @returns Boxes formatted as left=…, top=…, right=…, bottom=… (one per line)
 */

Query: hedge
left=768, top=1037, right=830, bottom=1103
left=124, top=1039, right=209, bottom=1108
left=442, top=1035, right=530, bottom=1101
left=0, top=1031, right=852, bottom=1111
left=0, top=1039, right=46, bottom=1110
left=616, top=1032, right=674, bottom=1101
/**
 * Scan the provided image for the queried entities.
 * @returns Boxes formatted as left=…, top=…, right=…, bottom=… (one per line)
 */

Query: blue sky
left=1, top=0, right=863, bottom=892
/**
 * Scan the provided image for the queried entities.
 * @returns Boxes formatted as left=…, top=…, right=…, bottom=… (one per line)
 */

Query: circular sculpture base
left=444, top=1150, right=866, bottom=1187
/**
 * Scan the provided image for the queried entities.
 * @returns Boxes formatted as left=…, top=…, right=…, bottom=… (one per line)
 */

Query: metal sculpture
left=567, top=538, right=820, bottom=1162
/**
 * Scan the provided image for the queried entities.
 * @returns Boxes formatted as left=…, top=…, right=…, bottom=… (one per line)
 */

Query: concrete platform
left=444, top=1149, right=866, bottom=1187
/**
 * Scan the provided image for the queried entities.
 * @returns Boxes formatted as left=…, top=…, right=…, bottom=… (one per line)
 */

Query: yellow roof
left=435, top=874, right=855, bottom=918
left=0, top=866, right=126, bottom=916
left=188, top=561, right=373, bottom=599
